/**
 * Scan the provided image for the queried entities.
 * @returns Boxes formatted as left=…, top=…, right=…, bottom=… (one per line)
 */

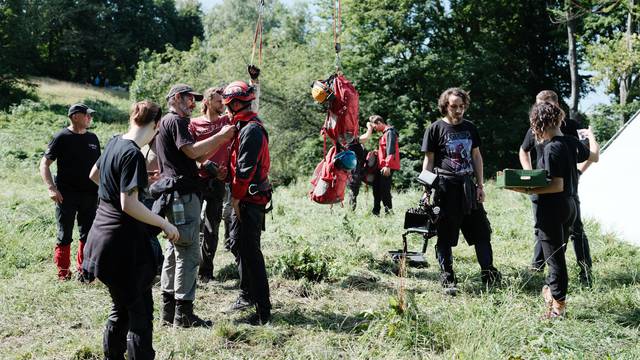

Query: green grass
left=1, top=80, right=639, bottom=359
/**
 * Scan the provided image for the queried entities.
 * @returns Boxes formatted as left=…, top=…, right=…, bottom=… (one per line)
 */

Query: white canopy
left=579, top=110, right=640, bottom=246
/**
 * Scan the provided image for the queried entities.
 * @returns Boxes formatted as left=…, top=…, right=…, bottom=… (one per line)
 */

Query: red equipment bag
left=310, top=145, right=350, bottom=204
left=322, top=74, right=360, bottom=148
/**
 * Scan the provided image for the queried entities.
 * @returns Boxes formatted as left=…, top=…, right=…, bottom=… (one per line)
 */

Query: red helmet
left=222, top=81, right=255, bottom=105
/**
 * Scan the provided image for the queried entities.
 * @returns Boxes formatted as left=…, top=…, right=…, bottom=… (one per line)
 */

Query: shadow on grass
left=274, top=308, right=369, bottom=334
left=217, top=262, right=239, bottom=282
left=597, top=270, right=639, bottom=289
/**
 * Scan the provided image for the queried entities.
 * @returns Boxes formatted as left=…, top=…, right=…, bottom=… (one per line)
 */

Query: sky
left=198, top=0, right=611, bottom=113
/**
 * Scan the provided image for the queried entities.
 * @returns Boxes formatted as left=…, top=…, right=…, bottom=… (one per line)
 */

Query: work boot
left=541, top=285, right=566, bottom=319
left=161, top=292, right=175, bottom=326
left=247, top=305, right=271, bottom=326
left=440, top=271, right=458, bottom=296
left=481, top=266, right=502, bottom=287
left=174, top=300, right=212, bottom=328
left=54, top=244, right=72, bottom=280
left=225, top=295, right=254, bottom=313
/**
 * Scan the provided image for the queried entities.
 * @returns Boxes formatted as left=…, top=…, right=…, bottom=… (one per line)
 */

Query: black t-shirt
left=541, top=136, right=590, bottom=199
left=155, top=111, right=198, bottom=189
left=44, top=128, right=101, bottom=193
left=521, top=119, right=581, bottom=169
left=421, top=118, right=481, bottom=175
left=96, top=136, right=148, bottom=206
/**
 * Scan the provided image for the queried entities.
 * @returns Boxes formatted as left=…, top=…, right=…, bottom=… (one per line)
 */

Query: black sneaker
left=225, top=296, right=254, bottom=313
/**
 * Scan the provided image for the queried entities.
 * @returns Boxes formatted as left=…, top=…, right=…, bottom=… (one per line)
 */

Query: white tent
left=579, top=110, right=640, bottom=246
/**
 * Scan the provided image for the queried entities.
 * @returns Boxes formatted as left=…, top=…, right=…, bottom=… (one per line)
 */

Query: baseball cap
left=68, top=103, right=96, bottom=117
left=165, top=84, right=204, bottom=101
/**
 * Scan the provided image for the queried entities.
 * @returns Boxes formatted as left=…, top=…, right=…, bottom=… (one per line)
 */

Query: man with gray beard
left=155, top=84, right=236, bottom=328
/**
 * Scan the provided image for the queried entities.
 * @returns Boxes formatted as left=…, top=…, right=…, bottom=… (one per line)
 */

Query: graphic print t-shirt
left=421, top=119, right=480, bottom=175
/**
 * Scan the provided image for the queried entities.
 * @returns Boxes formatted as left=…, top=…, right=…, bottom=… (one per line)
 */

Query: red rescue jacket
left=229, top=111, right=271, bottom=205
left=377, top=125, right=400, bottom=170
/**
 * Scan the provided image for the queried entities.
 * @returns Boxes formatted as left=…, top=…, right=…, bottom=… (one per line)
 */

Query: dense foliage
left=0, top=0, right=204, bottom=104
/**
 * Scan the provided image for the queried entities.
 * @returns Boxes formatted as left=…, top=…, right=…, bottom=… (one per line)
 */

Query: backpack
left=310, top=145, right=350, bottom=205
left=322, top=74, right=360, bottom=148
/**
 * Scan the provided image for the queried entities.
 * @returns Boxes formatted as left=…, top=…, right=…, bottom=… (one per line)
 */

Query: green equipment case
left=496, top=169, right=549, bottom=188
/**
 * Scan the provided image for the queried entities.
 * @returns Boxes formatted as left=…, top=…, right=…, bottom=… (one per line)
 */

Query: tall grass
left=0, top=80, right=639, bottom=359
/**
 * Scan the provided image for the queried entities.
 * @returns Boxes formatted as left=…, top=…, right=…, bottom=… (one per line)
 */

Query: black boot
left=481, top=266, right=502, bottom=287
left=247, top=304, right=271, bottom=326
left=174, top=300, right=212, bottom=328
left=161, top=292, right=175, bottom=326
left=440, top=271, right=458, bottom=296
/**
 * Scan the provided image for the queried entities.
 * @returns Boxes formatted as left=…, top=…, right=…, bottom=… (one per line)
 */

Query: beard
left=177, top=100, right=193, bottom=117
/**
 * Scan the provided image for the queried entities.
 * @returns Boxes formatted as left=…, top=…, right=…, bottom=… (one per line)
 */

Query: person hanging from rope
left=422, top=88, right=501, bottom=296
left=509, top=101, right=599, bottom=319
left=189, top=66, right=261, bottom=283
left=222, top=79, right=273, bottom=325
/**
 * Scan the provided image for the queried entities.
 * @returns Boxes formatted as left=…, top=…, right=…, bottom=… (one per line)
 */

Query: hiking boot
left=161, top=292, right=175, bottom=326
left=76, top=271, right=88, bottom=283
left=174, top=300, right=212, bottom=328
left=226, top=295, right=254, bottom=313
left=440, top=272, right=458, bottom=296
left=481, top=267, right=502, bottom=287
left=541, top=285, right=566, bottom=319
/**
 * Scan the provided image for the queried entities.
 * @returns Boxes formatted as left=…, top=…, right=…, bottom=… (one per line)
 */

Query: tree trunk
left=567, top=1, right=579, bottom=120
left=620, top=0, right=635, bottom=124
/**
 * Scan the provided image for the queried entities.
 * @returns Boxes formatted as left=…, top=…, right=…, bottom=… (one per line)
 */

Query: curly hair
left=529, top=102, right=565, bottom=142
left=130, top=100, right=161, bottom=126
left=438, top=87, right=470, bottom=115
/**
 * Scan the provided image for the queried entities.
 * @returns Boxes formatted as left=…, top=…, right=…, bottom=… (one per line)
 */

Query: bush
left=273, top=247, right=332, bottom=282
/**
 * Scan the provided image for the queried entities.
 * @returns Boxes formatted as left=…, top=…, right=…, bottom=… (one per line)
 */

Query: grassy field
left=1, top=80, right=639, bottom=359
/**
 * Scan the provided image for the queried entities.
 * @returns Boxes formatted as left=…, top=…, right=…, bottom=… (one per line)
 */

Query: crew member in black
left=510, top=102, right=599, bottom=319
left=40, top=103, right=101, bottom=281
left=520, top=91, right=594, bottom=285
left=83, top=101, right=179, bottom=359
left=422, top=88, right=501, bottom=295
left=156, top=84, right=236, bottom=328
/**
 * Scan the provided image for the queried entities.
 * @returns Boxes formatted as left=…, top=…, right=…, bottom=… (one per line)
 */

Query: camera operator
left=421, top=88, right=501, bottom=295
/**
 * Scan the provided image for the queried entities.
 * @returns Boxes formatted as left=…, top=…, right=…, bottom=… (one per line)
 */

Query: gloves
left=203, top=160, right=219, bottom=178
left=248, top=65, right=261, bottom=80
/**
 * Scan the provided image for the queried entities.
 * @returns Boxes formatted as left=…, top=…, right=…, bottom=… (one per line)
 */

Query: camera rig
left=388, top=170, right=440, bottom=267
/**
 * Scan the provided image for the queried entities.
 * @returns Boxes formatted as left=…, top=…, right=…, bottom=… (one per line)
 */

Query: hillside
left=0, top=80, right=639, bottom=359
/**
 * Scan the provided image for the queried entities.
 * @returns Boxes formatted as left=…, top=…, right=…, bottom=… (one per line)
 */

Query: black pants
left=372, top=171, right=393, bottom=215
left=535, top=196, right=577, bottom=301
left=199, top=180, right=225, bottom=278
left=229, top=202, right=271, bottom=311
left=55, top=191, right=98, bottom=245
left=531, top=195, right=591, bottom=275
left=347, top=176, right=362, bottom=211
left=434, top=179, right=495, bottom=280
left=103, top=271, right=155, bottom=360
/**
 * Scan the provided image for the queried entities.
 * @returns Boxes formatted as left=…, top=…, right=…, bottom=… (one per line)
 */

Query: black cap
left=68, top=103, right=96, bottom=117
left=165, top=84, right=203, bottom=101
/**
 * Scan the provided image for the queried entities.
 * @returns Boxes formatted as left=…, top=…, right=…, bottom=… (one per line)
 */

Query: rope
left=251, top=0, right=265, bottom=66
left=332, top=0, right=342, bottom=71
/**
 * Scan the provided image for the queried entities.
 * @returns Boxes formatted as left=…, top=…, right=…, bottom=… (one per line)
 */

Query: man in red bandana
left=222, top=78, right=272, bottom=325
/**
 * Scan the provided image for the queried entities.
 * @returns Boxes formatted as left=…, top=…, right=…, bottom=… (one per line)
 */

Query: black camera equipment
left=389, top=170, right=440, bottom=267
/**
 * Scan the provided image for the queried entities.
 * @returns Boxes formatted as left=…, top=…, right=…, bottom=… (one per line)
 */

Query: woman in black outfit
left=511, top=102, right=599, bottom=319
left=83, top=101, right=179, bottom=359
